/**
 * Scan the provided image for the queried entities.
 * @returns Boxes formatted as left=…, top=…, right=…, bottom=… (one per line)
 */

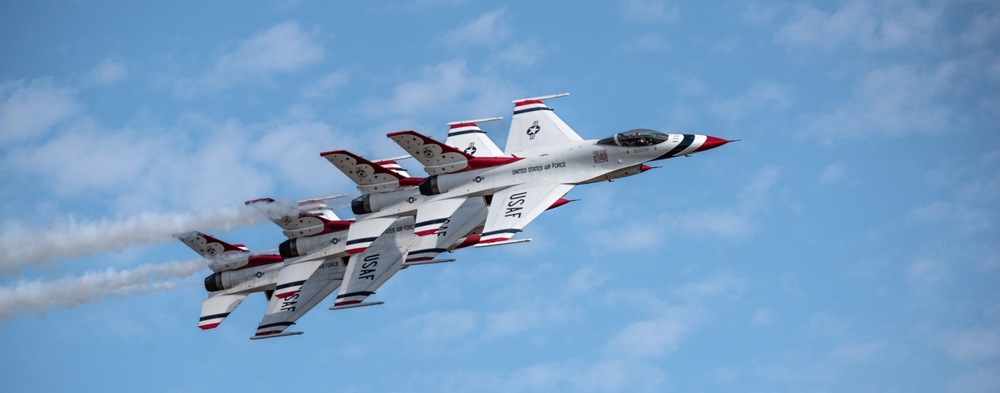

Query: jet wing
left=332, top=216, right=415, bottom=309
left=477, top=183, right=574, bottom=246
left=199, top=293, right=248, bottom=330
left=407, top=197, right=488, bottom=263
left=413, top=197, right=469, bottom=237
left=250, top=257, right=347, bottom=339
left=505, top=93, right=582, bottom=155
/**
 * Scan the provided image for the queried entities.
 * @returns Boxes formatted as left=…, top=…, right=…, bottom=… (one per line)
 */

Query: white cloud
left=605, top=306, right=697, bottom=359
left=820, top=162, right=846, bottom=184
left=300, top=70, right=349, bottom=99
left=398, top=310, right=478, bottom=341
left=579, top=166, right=779, bottom=247
left=962, top=10, right=1000, bottom=47
left=934, top=327, right=1000, bottom=362
left=709, top=80, right=793, bottom=121
left=0, top=77, right=80, bottom=145
left=905, top=257, right=953, bottom=294
left=752, top=307, right=773, bottom=326
left=605, top=271, right=745, bottom=359
left=367, top=60, right=517, bottom=120
left=949, top=366, right=1000, bottom=393
left=776, top=0, right=945, bottom=52
left=675, top=270, right=747, bottom=301
left=830, top=340, right=887, bottom=362
left=83, top=58, right=128, bottom=86
left=0, top=259, right=204, bottom=320
left=444, top=9, right=509, bottom=48
left=624, top=33, right=671, bottom=52
left=483, top=305, right=575, bottom=338
left=176, top=21, right=324, bottom=95
left=490, top=39, right=544, bottom=68
left=564, top=267, right=607, bottom=295
left=622, top=0, right=679, bottom=24
left=807, top=63, right=955, bottom=140
left=426, top=358, right=666, bottom=392
left=909, top=201, right=992, bottom=235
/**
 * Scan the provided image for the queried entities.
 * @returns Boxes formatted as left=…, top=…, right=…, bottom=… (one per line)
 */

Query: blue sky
left=1, top=0, right=998, bottom=391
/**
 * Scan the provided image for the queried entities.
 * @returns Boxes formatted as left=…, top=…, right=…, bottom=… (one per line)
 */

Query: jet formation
left=177, top=93, right=732, bottom=340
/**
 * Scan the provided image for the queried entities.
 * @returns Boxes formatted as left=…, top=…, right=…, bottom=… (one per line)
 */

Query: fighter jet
left=406, top=117, right=573, bottom=263
left=178, top=231, right=285, bottom=331
left=179, top=197, right=354, bottom=339
left=387, top=93, right=732, bottom=247
left=308, top=154, right=426, bottom=309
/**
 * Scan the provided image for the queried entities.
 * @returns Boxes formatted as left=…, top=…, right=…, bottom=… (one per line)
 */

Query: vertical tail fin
left=505, top=93, right=581, bottom=155
left=445, top=117, right=505, bottom=157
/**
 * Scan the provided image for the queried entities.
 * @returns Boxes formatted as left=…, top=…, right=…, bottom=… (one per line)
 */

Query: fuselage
left=420, top=131, right=717, bottom=200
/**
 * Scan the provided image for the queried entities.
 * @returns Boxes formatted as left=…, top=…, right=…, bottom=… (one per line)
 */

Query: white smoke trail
left=0, top=206, right=261, bottom=274
left=0, top=258, right=206, bottom=321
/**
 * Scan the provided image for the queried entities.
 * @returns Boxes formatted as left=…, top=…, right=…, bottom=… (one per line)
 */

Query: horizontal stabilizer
left=329, top=301, right=384, bottom=310
left=321, top=150, right=421, bottom=193
left=199, top=293, right=248, bottom=330
left=249, top=331, right=304, bottom=340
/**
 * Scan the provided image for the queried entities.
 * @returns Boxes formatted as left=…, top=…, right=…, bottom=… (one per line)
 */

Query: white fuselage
left=426, top=136, right=681, bottom=200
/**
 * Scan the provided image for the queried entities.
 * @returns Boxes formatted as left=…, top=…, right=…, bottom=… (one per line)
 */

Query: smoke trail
left=0, top=206, right=261, bottom=274
left=0, top=258, right=206, bottom=321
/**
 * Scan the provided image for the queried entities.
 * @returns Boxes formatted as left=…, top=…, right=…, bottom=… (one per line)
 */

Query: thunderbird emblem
left=526, top=121, right=540, bottom=140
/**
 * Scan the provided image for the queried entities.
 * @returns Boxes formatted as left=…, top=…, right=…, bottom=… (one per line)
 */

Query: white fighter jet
left=179, top=197, right=355, bottom=339
left=300, top=153, right=423, bottom=310
left=387, top=93, right=732, bottom=247
left=405, top=117, right=574, bottom=263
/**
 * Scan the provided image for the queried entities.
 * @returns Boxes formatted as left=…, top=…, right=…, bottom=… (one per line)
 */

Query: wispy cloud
left=581, top=165, right=780, bottom=249
left=710, top=80, right=793, bottom=122
left=174, top=21, right=324, bottom=96
left=775, top=0, right=945, bottom=52
left=366, top=60, right=518, bottom=120
left=806, top=63, right=956, bottom=140
left=622, top=0, right=679, bottom=24
left=0, top=77, right=80, bottom=145
left=444, top=9, right=509, bottom=48
left=0, top=259, right=204, bottom=320
left=83, top=58, right=128, bottom=87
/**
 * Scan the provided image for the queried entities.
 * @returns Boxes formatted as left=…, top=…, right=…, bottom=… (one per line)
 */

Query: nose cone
left=694, top=136, right=730, bottom=153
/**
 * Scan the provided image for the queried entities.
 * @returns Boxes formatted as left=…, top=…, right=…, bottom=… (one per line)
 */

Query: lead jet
left=387, top=93, right=731, bottom=247
left=405, top=117, right=573, bottom=263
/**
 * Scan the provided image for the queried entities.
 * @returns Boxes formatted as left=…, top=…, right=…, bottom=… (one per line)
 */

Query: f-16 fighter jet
left=406, top=117, right=573, bottom=263
left=387, top=93, right=731, bottom=247
left=311, top=154, right=424, bottom=309
left=179, top=197, right=353, bottom=339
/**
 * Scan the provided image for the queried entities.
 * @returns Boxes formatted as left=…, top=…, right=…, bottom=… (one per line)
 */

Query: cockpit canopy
left=597, top=129, right=670, bottom=147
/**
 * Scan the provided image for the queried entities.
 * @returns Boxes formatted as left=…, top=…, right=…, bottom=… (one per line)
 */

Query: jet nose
left=694, top=136, right=731, bottom=153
